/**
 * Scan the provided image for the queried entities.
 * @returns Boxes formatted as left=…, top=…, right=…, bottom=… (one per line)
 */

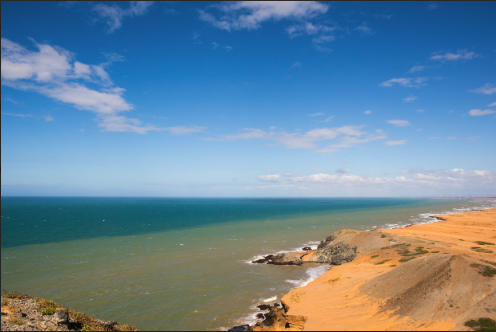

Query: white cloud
left=379, top=77, right=427, bottom=88
left=427, top=2, right=439, bottom=10
left=258, top=174, right=281, bottom=182
left=468, top=109, right=496, bottom=116
left=224, top=46, right=233, bottom=51
left=92, top=1, right=154, bottom=33
left=261, top=168, right=496, bottom=191
left=430, top=50, right=478, bottom=61
left=387, top=119, right=411, bottom=127
left=489, top=102, right=496, bottom=107
left=199, top=1, right=329, bottom=31
left=385, top=140, right=407, bottom=146
left=309, top=112, right=324, bottom=117
left=469, top=84, right=496, bottom=95
left=211, top=125, right=383, bottom=151
left=286, top=22, right=336, bottom=38
left=335, top=168, right=350, bottom=174
left=2, top=112, right=54, bottom=122
left=43, top=114, right=55, bottom=122
left=408, top=66, right=425, bottom=73
left=403, top=95, right=417, bottom=102
left=364, top=110, right=372, bottom=115
left=1, top=112, right=35, bottom=119
left=416, top=109, right=425, bottom=112
left=211, top=41, right=219, bottom=49
left=319, top=129, right=386, bottom=151
left=353, top=22, right=373, bottom=35
left=446, top=136, right=456, bottom=140
left=1, top=38, right=204, bottom=135
left=428, top=137, right=440, bottom=140
left=291, top=61, right=301, bottom=68
left=323, top=116, right=334, bottom=122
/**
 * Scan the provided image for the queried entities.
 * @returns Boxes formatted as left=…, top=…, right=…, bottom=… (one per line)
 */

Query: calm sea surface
left=2, top=197, right=494, bottom=330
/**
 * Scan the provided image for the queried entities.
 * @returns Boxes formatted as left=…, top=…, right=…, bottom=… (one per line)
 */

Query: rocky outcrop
left=1, top=293, right=137, bottom=331
left=252, top=252, right=305, bottom=265
left=308, top=243, right=357, bottom=265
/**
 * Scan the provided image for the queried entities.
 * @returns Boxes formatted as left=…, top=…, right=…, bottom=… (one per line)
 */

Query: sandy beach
left=255, top=208, right=496, bottom=331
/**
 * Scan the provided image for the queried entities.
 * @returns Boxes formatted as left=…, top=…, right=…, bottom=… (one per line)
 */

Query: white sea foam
left=261, top=296, right=277, bottom=302
left=285, top=265, right=330, bottom=288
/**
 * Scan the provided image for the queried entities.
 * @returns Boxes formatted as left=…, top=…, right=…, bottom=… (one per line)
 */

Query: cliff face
left=1, top=293, right=137, bottom=331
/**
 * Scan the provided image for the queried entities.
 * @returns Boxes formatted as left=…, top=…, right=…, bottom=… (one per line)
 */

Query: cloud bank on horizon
left=1, top=1, right=495, bottom=197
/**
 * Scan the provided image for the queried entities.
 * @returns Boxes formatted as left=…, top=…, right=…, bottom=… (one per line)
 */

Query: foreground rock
left=229, top=303, right=306, bottom=332
left=1, top=292, right=137, bottom=331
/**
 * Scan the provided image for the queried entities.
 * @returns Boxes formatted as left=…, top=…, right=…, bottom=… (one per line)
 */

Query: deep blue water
left=2, top=197, right=429, bottom=248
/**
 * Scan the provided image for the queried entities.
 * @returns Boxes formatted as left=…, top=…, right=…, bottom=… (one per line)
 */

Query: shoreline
left=235, top=203, right=496, bottom=331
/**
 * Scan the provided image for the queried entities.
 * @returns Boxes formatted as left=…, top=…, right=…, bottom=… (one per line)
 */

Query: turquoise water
left=1, top=197, right=494, bottom=330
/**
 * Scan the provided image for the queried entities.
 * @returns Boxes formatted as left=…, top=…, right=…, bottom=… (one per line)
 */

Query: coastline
left=238, top=205, right=496, bottom=331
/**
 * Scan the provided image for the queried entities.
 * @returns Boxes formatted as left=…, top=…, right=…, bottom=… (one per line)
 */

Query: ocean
left=1, top=197, right=494, bottom=330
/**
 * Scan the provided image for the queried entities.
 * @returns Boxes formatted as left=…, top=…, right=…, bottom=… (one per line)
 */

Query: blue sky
left=1, top=1, right=495, bottom=197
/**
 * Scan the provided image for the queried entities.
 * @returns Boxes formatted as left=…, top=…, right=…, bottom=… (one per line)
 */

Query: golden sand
left=280, top=208, right=496, bottom=331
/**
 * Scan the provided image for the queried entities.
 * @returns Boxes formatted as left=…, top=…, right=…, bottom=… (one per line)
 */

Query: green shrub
left=464, top=318, right=496, bottom=331
left=474, top=241, right=495, bottom=246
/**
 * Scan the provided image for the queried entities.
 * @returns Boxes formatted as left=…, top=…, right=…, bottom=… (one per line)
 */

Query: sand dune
left=276, top=208, right=496, bottom=331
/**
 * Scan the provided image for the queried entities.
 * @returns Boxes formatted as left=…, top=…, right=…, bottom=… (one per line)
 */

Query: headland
left=236, top=207, right=496, bottom=331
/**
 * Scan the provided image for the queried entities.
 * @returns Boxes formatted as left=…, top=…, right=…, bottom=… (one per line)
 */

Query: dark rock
left=228, top=324, right=251, bottom=331
left=317, top=235, right=335, bottom=249
left=256, top=313, right=265, bottom=319
left=252, top=254, right=274, bottom=264
left=252, top=258, right=267, bottom=264
left=54, top=308, right=69, bottom=324
left=273, top=303, right=280, bottom=307
left=312, top=243, right=357, bottom=265
left=266, top=252, right=304, bottom=266
left=302, top=247, right=312, bottom=251
left=257, top=304, right=270, bottom=311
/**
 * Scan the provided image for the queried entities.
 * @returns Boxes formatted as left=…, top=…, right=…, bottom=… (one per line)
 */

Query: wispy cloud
left=426, top=2, right=439, bottom=10
left=258, top=174, right=281, bottom=182
left=286, top=22, right=337, bottom=53
left=468, top=109, right=496, bottom=116
left=353, top=22, right=373, bottom=35
left=309, top=112, right=324, bottom=117
left=387, top=119, right=411, bottom=127
left=1, top=112, right=35, bottom=119
left=1, top=38, right=204, bottom=135
left=430, top=50, right=479, bottom=61
left=258, top=168, right=496, bottom=190
left=209, top=125, right=385, bottom=152
left=3, top=97, right=20, bottom=105
left=408, top=66, right=425, bottom=73
left=380, top=77, right=427, bottom=88
left=403, top=95, right=417, bottom=102
left=385, top=140, right=407, bottom=146
left=92, top=1, right=155, bottom=33
left=489, top=102, right=496, bottom=107
left=469, top=84, right=496, bottom=95
left=416, top=109, right=425, bottom=112
left=291, top=61, right=301, bottom=68
left=364, top=110, right=372, bottom=115
left=2, top=112, right=54, bottom=122
left=199, top=2, right=329, bottom=31
left=335, top=168, right=350, bottom=174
